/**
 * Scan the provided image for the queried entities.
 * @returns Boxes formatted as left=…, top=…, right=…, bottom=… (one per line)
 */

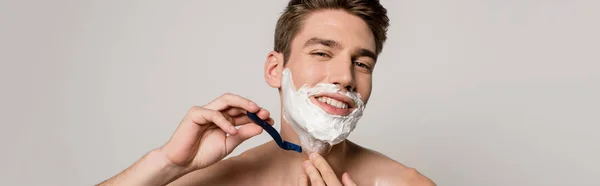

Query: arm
left=97, top=93, right=273, bottom=186
left=97, top=149, right=188, bottom=186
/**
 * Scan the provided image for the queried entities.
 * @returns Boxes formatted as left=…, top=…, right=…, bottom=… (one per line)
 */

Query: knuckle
left=216, top=93, right=232, bottom=103
left=406, top=167, right=419, bottom=176
left=404, top=168, right=427, bottom=181
left=188, top=106, right=203, bottom=114
left=321, top=170, right=336, bottom=178
left=221, top=92, right=237, bottom=99
left=186, top=106, right=208, bottom=123
left=304, top=165, right=312, bottom=172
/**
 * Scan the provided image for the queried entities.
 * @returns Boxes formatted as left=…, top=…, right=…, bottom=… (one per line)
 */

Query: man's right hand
left=97, top=93, right=271, bottom=186
left=159, top=93, right=273, bottom=172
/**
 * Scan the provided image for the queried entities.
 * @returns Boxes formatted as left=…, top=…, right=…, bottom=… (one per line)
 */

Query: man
left=99, top=0, right=436, bottom=185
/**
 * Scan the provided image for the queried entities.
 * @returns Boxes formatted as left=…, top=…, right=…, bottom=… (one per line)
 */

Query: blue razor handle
left=246, top=112, right=302, bottom=153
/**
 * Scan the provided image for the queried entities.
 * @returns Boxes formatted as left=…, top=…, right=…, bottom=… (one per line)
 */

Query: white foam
left=281, top=68, right=366, bottom=154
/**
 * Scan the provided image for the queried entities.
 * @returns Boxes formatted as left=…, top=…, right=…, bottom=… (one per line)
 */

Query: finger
left=265, top=117, right=274, bottom=125
left=310, top=153, right=342, bottom=186
left=230, top=115, right=253, bottom=126
left=203, top=93, right=261, bottom=113
left=342, top=172, right=357, bottom=186
left=225, top=106, right=273, bottom=126
left=189, top=107, right=238, bottom=135
left=224, top=107, right=272, bottom=125
left=225, top=123, right=263, bottom=153
left=223, top=107, right=247, bottom=117
left=230, top=115, right=275, bottom=126
left=298, top=175, right=308, bottom=186
left=256, top=107, right=271, bottom=120
left=304, top=160, right=326, bottom=186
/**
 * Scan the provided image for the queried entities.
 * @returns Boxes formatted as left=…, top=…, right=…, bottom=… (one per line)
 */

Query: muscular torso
left=168, top=140, right=434, bottom=186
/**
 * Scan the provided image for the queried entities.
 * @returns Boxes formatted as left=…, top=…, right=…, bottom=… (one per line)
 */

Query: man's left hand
left=299, top=153, right=356, bottom=186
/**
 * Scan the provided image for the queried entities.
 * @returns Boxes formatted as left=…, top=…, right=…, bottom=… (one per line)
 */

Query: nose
left=326, top=59, right=356, bottom=92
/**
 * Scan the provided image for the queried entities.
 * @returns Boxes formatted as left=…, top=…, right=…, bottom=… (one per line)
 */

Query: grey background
left=1, top=0, right=598, bottom=185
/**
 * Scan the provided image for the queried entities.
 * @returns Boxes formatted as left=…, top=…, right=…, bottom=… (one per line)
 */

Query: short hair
left=274, top=0, right=389, bottom=63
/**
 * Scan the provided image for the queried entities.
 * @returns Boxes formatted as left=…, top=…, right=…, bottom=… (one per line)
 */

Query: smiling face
left=263, top=8, right=382, bottom=154
left=280, top=9, right=377, bottom=115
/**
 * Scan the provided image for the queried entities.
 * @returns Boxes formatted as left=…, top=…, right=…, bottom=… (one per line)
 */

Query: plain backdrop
left=1, top=0, right=598, bottom=185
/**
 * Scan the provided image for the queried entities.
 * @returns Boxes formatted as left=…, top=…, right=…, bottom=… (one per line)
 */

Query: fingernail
left=310, top=153, right=317, bottom=160
left=303, top=161, right=310, bottom=168
left=249, top=102, right=256, bottom=106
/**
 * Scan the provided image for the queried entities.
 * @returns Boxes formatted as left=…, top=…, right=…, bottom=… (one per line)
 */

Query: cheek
left=290, top=59, right=327, bottom=88
left=306, top=67, right=324, bottom=81
left=359, top=89, right=371, bottom=103
left=289, top=66, right=325, bottom=90
left=356, top=77, right=372, bottom=103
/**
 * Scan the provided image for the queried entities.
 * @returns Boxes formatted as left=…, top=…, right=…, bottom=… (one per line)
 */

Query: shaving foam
left=281, top=68, right=366, bottom=155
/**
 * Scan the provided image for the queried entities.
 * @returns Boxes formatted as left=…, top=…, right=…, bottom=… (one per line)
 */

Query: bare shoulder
left=346, top=141, right=437, bottom=186
left=167, top=146, right=268, bottom=186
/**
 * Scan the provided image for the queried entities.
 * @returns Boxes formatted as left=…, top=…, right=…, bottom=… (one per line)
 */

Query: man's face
left=284, top=10, right=377, bottom=116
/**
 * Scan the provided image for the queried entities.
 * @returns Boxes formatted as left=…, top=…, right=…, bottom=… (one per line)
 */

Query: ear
left=264, top=51, right=284, bottom=88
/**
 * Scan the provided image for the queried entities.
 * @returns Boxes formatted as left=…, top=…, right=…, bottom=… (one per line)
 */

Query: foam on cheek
left=281, top=68, right=366, bottom=155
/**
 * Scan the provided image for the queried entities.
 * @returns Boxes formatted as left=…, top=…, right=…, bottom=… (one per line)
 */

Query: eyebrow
left=304, top=37, right=378, bottom=61
left=303, top=37, right=342, bottom=49
left=353, top=48, right=378, bottom=61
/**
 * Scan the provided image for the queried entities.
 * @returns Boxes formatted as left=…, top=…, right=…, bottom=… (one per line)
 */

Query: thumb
left=225, top=124, right=263, bottom=154
left=342, top=172, right=357, bottom=186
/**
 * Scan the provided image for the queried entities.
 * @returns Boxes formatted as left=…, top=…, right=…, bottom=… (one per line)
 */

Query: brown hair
left=274, top=0, right=389, bottom=63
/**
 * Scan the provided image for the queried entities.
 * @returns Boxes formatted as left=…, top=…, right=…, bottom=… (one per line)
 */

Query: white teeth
left=335, top=101, right=343, bottom=108
left=316, top=96, right=349, bottom=109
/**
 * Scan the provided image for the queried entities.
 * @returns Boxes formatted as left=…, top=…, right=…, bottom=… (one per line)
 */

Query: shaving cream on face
left=281, top=68, right=366, bottom=155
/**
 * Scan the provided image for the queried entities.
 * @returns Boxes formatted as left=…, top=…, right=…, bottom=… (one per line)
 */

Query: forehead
left=292, top=10, right=376, bottom=52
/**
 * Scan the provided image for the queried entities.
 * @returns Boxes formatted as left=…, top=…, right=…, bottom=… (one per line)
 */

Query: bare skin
left=170, top=140, right=434, bottom=186
left=98, top=9, right=435, bottom=186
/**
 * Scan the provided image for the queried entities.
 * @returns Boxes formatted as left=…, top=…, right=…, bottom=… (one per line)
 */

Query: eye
left=311, top=52, right=331, bottom=58
left=353, top=61, right=372, bottom=72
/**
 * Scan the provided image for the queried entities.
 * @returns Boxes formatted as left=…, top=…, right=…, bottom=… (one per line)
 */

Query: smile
left=310, top=93, right=355, bottom=116
left=316, top=96, right=349, bottom=109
